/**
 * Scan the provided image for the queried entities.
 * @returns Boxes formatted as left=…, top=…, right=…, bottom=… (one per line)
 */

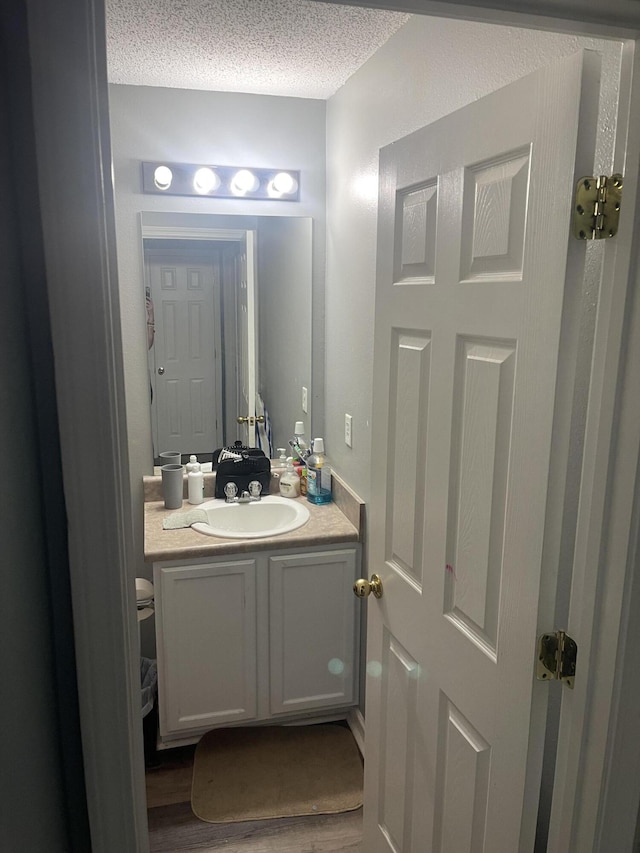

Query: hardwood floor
left=148, top=802, right=363, bottom=852
left=146, top=743, right=363, bottom=852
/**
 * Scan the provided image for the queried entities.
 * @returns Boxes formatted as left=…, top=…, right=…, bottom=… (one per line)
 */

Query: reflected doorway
left=145, top=235, right=254, bottom=461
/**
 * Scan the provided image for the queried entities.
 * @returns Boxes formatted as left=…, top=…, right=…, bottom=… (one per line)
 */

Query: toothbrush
left=289, top=439, right=310, bottom=463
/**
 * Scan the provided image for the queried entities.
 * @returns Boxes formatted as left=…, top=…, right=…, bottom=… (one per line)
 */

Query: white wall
left=324, top=16, right=622, bottom=502
left=108, top=86, right=326, bottom=595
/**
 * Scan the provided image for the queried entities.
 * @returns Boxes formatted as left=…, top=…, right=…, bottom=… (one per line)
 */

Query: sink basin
left=191, top=496, right=310, bottom=539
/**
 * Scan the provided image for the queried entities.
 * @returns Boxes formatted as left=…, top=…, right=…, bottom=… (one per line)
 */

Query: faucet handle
left=224, top=482, right=238, bottom=501
left=248, top=480, right=262, bottom=498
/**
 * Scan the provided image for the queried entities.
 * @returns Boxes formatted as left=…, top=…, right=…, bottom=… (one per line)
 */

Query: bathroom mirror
left=142, top=211, right=312, bottom=462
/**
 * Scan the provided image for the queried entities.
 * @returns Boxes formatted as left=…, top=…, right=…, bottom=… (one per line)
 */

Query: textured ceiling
left=106, top=0, right=410, bottom=99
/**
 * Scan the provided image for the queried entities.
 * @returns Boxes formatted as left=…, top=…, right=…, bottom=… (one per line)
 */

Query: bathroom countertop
left=144, top=496, right=360, bottom=562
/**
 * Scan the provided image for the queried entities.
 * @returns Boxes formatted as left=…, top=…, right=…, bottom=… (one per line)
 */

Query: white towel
left=162, top=509, right=209, bottom=529
left=255, top=393, right=273, bottom=458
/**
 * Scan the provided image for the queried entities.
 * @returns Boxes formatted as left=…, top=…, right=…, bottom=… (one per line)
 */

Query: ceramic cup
left=161, top=464, right=184, bottom=509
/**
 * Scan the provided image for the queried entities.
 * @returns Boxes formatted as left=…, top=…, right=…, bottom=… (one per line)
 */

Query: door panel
left=155, top=560, right=258, bottom=736
left=460, top=148, right=530, bottom=281
left=365, top=51, right=599, bottom=852
left=433, top=696, right=491, bottom=853
left=377, top=632, right=420, bottom=852
left=269, top=549, right=358, bottom=714
left=388, top=331, right=431, bottom=585
left=445, top=337, right=515, bottom=657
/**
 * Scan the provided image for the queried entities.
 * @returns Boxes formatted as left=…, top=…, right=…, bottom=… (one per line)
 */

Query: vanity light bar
left=141, top=161, right=300, bottom=201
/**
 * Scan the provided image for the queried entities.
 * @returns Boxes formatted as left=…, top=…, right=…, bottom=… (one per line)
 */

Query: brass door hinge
left=573, top=174, right=623, bottom=240
left=536, top=630, right=577, bottom=689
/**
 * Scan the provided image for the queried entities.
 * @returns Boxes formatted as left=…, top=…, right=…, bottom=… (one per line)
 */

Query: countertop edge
left=146, top=529, right=360, bottom=563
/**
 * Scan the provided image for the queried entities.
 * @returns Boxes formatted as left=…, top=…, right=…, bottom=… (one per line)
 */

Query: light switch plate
left=302, top=386, right=308, bottom=414
left=345, top=413, right=353, bottom=447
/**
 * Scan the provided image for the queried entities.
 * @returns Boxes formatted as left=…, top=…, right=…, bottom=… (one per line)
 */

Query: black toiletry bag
left=212, top=441, right=271, bottom=499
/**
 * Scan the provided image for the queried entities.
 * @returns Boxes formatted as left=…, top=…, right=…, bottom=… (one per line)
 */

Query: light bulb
left=193, top=167, right=220, bottom=194
left=153, top=165, right=173, bottom=191
left=231, top=169, right=259, bottom=195
left=272, top=172, right=298, bottom=195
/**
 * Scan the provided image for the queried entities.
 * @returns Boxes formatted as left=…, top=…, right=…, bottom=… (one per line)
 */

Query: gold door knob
left=236, top=415, right=266, bottom=425
left=353, top=574, right=383, bottom=599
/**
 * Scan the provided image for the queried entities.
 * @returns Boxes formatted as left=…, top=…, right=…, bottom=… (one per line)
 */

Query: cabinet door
left=269, top=549, right=359, bottom=715
left=156, top=559, right=257, bottom=736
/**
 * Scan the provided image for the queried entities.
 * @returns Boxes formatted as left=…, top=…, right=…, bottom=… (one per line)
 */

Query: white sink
left=191, top=495, right=310, bottom=539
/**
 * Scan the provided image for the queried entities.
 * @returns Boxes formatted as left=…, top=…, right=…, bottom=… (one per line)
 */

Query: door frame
left=24, top=1, right=640, bottom=852
left=545, top=41, right=640, bottom=851
left=316, top=0, right=640, bottom=39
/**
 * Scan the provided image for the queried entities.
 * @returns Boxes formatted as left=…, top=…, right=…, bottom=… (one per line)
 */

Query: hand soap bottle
left=279, top=458, right=301, bottom=498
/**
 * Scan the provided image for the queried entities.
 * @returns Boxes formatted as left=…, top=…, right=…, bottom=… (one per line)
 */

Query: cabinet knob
left=353, top=574, right=383, bottom=599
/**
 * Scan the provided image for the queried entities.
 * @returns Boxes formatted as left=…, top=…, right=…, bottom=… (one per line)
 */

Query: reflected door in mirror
left=147, top=249, right=223, bottom=456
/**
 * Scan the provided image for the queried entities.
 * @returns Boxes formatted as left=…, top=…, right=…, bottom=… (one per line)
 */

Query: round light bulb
left=272, top=172, right=297, bottom=195
left=231, top=169, right=259, bottom=195
left=153, top=165, right=173, bottom=191
left=193, top=167, right=220, bottom=194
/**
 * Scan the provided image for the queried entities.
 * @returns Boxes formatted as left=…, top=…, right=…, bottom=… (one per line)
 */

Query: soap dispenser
left=186, top=454, right=199, bottom=473
left=279, top=457, right=301, bottom=498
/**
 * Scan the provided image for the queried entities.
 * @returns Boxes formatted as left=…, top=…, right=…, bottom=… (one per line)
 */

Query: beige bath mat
left=191, top=724, right=363, bottom=823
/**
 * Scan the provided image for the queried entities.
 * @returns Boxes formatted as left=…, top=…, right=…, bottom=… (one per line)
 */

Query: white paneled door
left=365, top=52, right=599, bottom=852
left=148, top=252, right=221, bottom=455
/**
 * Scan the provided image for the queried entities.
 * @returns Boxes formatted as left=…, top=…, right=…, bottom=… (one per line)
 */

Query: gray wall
left=324, top=17, right=622, bottom=503
left=109, top=86, right=326, bottom=596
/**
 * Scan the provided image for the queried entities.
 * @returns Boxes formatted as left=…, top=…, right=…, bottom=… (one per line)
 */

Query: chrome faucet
left=223, top=481, right=263, bottom=503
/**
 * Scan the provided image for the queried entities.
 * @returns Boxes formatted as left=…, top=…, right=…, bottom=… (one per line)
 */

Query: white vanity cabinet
left=153, top=545, right=360, bottom=743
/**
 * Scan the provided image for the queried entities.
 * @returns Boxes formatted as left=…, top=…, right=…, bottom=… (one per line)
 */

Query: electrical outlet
left=345, top=413, right=353, bottom=447
left=302, top=386, right=308, bottom=414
